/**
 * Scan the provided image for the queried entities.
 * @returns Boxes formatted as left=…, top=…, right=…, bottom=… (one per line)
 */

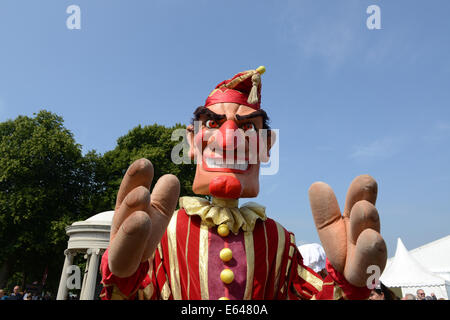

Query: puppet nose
left=218, top=120, right=239, bottom=151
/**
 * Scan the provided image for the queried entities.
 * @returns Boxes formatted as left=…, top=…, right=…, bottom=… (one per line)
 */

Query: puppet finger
left=342, top=175, right=378, bottom=218
left=308, top=181, right=347, bottom=272
left=344, top=229, right=387, bottom=287
left=108, top=211, right=152, bottom=278
left=110, top=186, right=151, bottom=242
left=347, top=200, right=380, bottom=245
left=141, top=174, right=180, bottom=261
left=115, top=158, right=154, bottom=211
left=150, top=174, right=180, bottom=216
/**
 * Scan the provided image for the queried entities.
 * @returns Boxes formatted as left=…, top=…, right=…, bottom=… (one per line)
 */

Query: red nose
left=218, top=120, right=239, bottom=151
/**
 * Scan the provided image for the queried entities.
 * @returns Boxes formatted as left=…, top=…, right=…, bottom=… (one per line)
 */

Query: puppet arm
left=286, top=235, right=370, bottom=300
left=308, top=175, right=387, bottom=289
left=100, top=158, right=179, bottom=299
left=100, top=248, right=150, bottom=300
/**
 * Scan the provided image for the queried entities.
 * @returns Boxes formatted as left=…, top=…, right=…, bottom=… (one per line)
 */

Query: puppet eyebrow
left=195, top=107, right=226, bottom=121
left=235, top=110, right=267, bottom=121
left=206, top=110, right=226, bottom=121
left=192, top=106, right=270, bottom=129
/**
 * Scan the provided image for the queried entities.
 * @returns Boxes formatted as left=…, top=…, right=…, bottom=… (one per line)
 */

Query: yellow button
left=217, top=224, right=229, bottom=237
left=220, top=248, right=233, bottom=262
left=218, top=297, right=229, bottom=300
left=220, top=269, right=234, bottom=284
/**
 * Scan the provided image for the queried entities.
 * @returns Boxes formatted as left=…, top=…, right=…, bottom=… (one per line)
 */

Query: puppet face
left=187, top=102, right=275, bottom=199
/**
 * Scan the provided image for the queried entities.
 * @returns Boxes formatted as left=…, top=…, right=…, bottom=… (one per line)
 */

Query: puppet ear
left=260, top=129, right=276, bottom=163
left=186, top=125, right=195, bottom=160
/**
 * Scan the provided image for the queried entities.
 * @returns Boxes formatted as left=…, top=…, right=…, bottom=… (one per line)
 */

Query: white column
left=80, top=248, right=101, bottom=300
left=79, top=252, right=90, bottom=299
left=56, top=249, right=75, bottom=300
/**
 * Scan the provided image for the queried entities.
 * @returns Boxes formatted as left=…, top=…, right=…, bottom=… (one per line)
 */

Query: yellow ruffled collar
left=179, top=196, right=267, bottom=234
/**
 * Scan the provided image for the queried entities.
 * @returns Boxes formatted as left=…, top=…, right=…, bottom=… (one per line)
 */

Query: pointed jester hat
left=204, top=66, right=266, bottom=110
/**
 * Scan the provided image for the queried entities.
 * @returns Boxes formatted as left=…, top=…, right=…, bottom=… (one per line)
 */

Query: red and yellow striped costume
left=100, top=197, right=370, bottom=300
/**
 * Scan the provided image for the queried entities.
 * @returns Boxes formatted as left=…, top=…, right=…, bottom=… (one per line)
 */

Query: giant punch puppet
left=100, top=66, right=387, bottom=300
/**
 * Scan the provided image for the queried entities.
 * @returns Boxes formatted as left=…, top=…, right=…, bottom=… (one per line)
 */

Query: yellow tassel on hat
left=218, top=66, right=266, bottom=105
left=256, top=66, right=266, bottom=75
left=221, top=66, right=266, bottom=90
left=247, top=66, right=265, bottom=105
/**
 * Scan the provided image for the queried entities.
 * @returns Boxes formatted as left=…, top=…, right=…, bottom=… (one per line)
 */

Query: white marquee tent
left=380, top=237, right=450, bottom=299
left=408, top=235, right=450, bottom=282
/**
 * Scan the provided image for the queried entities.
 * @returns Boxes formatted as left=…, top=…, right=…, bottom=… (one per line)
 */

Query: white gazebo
left=56, top=211, right=114, bottom=300
left=380, top=238, right=450, bottom=299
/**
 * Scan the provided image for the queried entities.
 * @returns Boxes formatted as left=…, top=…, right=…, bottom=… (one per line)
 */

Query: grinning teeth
left=205, top=158, right=248, bottom=171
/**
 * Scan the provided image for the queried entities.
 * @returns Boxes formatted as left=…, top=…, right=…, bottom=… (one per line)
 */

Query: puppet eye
left=205, top=120, right=219, bottom=129
left=241, top=123, right=255, bottom=132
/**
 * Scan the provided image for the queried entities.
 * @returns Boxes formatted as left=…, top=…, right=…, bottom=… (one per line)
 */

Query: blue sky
left=1, top=0, right=449, bottom=258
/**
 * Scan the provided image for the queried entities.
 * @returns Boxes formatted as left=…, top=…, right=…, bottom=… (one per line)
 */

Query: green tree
left=99, top=123, right=196, bottom=210
left=0, top=112, right=197, bottom=296
left=0, top=110, right=102, bottom=292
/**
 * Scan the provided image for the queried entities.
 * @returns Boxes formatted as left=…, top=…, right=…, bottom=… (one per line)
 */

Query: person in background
left=22, top=289, right=30, bottom=300
left=8, top=285, right=23, bottom=300
left=0, top=289, right=9, bottom=300
left=368, top=282, right=399, bottom=300
left=402, top=293, right=416, bottom=300
left=425, top=293, right=438, bottom=300
left=416, top=289, right=426, bottom=300
left=42, top=292, right=52, bottom=300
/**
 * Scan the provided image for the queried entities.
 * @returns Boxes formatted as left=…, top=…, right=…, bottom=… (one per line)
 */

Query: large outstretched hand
left=308, top=175, right=387, bottom=287
left=108, top=158, right=180, bottom=278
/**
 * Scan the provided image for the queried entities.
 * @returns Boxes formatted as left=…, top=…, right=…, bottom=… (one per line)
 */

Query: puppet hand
left=107, top=158, right=180, bottom=278
left=308, top=175, right=387, bottom=287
